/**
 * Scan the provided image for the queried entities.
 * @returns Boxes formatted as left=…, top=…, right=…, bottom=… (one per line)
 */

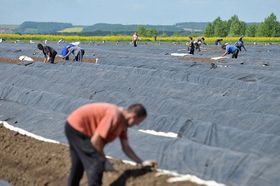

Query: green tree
left=136, top=26, right=158, bottom=38
left=204, top=23, right=214, bottom=36
left=146, top=28, right=158, bottom=37
left=149, top=28, right=158, bottom=41
left=226, top=15, right=238, bottom=34
left=213, top=17, right=228, bottom=37
left=136, top=26, right=147, bottom=36
left=256, top=13, right=280, bottom=36
left=246, top=24, right=258, bottom=37
left=228, top=15, right=246, bottom=36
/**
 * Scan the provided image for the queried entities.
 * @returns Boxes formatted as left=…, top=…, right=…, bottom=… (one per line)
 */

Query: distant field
left=58, top=27, right=83, bottom=33
left=0, top=34, right=280, bottom=43
left=0, top=25, right=18, bottom=29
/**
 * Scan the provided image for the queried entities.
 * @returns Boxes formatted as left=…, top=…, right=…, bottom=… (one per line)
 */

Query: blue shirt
left=60, top=44, right=75, bottom=56
left=226, top=45, right=238, bottom=54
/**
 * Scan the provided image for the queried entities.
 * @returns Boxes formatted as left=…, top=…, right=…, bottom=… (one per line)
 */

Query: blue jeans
left=65, top=122, right=105, bottom=186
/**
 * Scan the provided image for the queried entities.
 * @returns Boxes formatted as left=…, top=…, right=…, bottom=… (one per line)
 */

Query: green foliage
left=213, top=17, right=228, bottom=37
left=149, top=28, right=158, bottom=37
left=136, top=26, right=146, bottom=36
left=136, top=26, right=158, bottom=37
left=204, top=13, right=280, bottom=37
left=228, top=15, right=246, bottom=36
left=256, top=13, right=280, bottom=37
left=15, top=21, right=73, bottom=34
left=10, top=22, right=209, bottom=36
left=82, top=23, right=206, bottom=36
left=84, top=23, right=183, bottom=36
left=246, top=24, right=258, bottom=37
left=204, top=23, right=214, bottom=36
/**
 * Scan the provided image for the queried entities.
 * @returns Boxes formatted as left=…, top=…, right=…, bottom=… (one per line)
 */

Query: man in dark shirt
left=235, top=36, right=247, bottom=51
left=194, top=37, right=207, bottom=52
left=187, top=37, right=195, bottom=55
left=37, top=43, right=57, bottom=63
left=215, top=39, right=223, bottom=45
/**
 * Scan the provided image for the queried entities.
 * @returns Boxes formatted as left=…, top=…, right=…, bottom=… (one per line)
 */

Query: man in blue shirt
left=222, top=43, right=240, bottom=58
left=60, top=44, right=85, bottom=61
left=60, top=43, right=75, bottom=60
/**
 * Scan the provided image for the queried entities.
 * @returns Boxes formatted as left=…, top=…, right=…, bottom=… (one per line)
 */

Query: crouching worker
left=221, top=43, right=240, bottom=58
left=65, top=102, right=156, bottom=186
left=60, top=44, right=85, bottom=62
left=37, top=43, right=57, bottom=63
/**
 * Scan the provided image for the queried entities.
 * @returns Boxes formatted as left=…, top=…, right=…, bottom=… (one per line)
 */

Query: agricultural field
left=0, top=41, right=280, bottom=186
left=1, top=33, right=280, bottom=43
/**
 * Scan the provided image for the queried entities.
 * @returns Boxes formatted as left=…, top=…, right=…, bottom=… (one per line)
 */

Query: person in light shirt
left=132, top=32, right=139, bottom=47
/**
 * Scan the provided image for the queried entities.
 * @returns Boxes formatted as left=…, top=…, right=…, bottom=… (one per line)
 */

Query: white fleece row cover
left=0, top=42, right=280, bottom=186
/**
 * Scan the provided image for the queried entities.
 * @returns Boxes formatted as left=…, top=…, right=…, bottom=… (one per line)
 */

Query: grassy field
left=58, top=27, right=84, bottom=33
left=0, top=34, right=280, bottom=43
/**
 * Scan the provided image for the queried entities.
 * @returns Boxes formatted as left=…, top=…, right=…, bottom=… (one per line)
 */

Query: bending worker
left=221, top=43, right=240, bottom=59
left=60, top=44, right=85, bottom=62
left=194, top=37, right=207, bottom=52
left=37, top=43, right=57, bottom=63
left=187, top=36, right=195, bottom=55
left=235, top=36, right=247, bottom=51
left=65, top=102, right=156, bottom=186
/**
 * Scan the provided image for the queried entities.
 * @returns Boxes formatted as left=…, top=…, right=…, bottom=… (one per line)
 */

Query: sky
left=1, top=0, right=280, bottom=25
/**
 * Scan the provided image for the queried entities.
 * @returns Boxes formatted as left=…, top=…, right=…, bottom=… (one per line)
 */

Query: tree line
left=204, top=13, right=280, bottom=37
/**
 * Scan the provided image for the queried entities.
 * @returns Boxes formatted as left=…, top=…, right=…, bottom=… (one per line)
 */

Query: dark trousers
left=195, top=43, right=201, bottom=51
left=189, top=48, right=194, bottom=55
left=49, top=51, right=57, bottom=63
left=237, top=46, right=242, bottom=51
left=65, top=122, right=105, bottom=186
left=133, top=40, right=137, bottom=47
left=75, top=49, right=85, bottom=61
left=232, top=49, right=239, bottom=58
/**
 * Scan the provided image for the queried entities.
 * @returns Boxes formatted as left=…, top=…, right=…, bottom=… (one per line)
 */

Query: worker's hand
left=141, top=160, right=158, bottom=168
left=104, top=159, right=115, bottom=172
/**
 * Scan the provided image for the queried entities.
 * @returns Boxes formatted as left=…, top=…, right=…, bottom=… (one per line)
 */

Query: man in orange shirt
left=65, top=103, right=149, bottom=186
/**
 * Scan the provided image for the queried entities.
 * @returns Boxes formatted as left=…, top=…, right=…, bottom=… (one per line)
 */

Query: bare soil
left=0, top=125, right=202, bottom=186
left=0, top=56, right=96, bottom=65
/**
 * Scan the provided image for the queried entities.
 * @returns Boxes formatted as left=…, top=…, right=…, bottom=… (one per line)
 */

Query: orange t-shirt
left=67, top=103, right=128, bottom=143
